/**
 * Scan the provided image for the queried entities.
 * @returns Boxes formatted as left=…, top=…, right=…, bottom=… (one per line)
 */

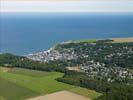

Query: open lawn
left=0, top=67, right=102, bottom=100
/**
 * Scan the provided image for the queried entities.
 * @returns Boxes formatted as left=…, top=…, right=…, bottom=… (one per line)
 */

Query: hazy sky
left=1, top=0, right=133, bottom=13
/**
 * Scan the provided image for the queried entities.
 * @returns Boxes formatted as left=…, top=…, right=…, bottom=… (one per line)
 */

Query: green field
left=72, top=39, right=96, bottom=43
left=62, top=39, right=96, bottom=44
left=0, top=96, right=6, bottom=100
left=0, top=67, right=102, bottom=100
left=8, top=68, right=52, bottom=77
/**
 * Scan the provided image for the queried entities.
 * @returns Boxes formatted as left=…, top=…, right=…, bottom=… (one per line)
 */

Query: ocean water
left=0, top=13, right=133, bottom=55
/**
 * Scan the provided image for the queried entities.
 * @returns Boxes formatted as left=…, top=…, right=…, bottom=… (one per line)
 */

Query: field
left=28, top=91, right=91, bottom=100
left=0, top=67, right=102, bottom=100
left=69, top=87, right=102, bottom=100
left=112, top=37, right=133, bottom=43
left=62, top=37, right=133, bottom=45
left=69, top=37, right=133, bottom=44
left=73, top=39, right=96, bottom=43
left=62, top=39, right=96, bottom=44
left=0, top=96, right=6, bottom=100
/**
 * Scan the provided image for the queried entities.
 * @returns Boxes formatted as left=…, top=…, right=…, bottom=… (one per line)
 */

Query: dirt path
left=27, top=91, right=91, bottom=100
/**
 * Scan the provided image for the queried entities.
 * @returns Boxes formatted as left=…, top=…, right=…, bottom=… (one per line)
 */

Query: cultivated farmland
left=0, top=67, right=102, bottom=100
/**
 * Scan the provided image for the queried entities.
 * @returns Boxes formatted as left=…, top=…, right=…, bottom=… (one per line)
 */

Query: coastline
left=1, top=37, right=133, bottom=56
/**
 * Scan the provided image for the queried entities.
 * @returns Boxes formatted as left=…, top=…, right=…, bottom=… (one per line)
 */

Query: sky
left=1, top=0, right=133, bottom=13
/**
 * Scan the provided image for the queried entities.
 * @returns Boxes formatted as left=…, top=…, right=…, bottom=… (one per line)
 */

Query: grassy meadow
left=0, top=67, right=102, bottom=100
left=73, top=39, right=96, bottom=43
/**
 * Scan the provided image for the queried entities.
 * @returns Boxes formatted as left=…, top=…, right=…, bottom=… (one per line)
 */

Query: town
left=26, top=40, right=133, bottom=84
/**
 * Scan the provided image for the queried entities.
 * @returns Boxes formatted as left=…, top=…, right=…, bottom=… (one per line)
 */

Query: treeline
left=56, top=70, right=133, bottom=100
left=0, top=53, right=67, bottom=72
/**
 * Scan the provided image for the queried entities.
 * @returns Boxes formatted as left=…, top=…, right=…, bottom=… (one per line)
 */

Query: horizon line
left=1, top=1, right=133, bottom=13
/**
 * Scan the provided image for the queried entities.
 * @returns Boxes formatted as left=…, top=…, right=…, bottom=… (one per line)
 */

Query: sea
left=0, top=12, right=133, bottom=55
